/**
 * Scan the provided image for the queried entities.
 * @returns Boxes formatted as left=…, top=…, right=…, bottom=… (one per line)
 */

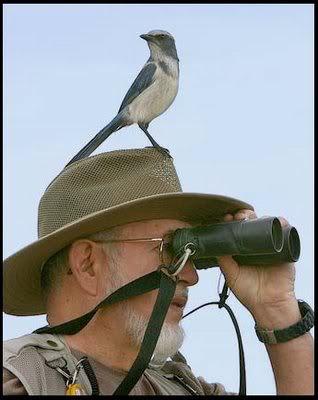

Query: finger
left=233, top=209, right=257, bottom=221
left=218, top=255, right=240, bottom=291
left=223, top=213, right=234, bottom=222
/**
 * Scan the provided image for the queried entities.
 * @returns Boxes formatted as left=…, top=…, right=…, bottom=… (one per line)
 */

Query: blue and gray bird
left=65, top=30, right=179, bottom=167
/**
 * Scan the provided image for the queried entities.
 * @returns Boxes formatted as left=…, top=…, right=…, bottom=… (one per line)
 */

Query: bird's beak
left=140, top=34, right=152, bottom=42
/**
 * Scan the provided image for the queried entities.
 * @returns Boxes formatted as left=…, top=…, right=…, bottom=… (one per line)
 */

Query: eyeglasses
left=93, top=237, right=175, bottom=266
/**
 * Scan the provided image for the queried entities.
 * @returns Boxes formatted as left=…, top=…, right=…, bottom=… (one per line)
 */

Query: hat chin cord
left=34, top=248, right=246, bottom=395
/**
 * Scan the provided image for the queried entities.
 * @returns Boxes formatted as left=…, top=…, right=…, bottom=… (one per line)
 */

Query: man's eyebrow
left=164, top=229, right=176, bottom=236
left=163, top=228, right=183, bottom=239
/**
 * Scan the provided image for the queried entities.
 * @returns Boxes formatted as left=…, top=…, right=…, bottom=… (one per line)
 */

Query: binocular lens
left=272, top=218, right=284, bottom=252
left=287, top=227, right=301, bottom=262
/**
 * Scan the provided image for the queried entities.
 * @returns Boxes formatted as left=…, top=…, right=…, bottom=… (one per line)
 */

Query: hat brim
left=3, top=192, right=253, bottom=316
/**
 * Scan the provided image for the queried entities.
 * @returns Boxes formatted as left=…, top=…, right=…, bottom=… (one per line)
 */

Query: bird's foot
left=146, top=145, right=172, bottom=159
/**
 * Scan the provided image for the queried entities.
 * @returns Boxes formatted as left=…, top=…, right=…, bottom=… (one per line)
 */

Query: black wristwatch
left=255, top=300, right=314, bottom=344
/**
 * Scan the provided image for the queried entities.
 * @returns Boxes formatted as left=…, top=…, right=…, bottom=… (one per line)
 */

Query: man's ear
left=68, top=240, right=102, bottom=296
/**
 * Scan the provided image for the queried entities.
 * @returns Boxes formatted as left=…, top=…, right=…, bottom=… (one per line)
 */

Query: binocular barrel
left=170, top=217, right=300, bottom=270
left=232, top=226, right=300, bottom=266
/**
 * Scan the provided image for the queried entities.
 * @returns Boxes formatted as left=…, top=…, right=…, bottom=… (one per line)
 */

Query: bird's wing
left=118, top=62, right=157, bottom=113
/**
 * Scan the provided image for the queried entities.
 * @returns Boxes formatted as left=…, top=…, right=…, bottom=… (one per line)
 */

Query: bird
left=65, top=29, right=179, bottom=167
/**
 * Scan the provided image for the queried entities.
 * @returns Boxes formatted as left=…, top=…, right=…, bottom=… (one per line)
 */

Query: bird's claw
left=145, top=145, right=172, bottom=158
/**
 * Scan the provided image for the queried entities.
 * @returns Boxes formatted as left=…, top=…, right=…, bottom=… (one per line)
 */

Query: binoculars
left=169, top=217, right=300, bottom=270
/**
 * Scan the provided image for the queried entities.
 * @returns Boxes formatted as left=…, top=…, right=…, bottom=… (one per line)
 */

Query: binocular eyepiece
left=169, top=217, right=300, bottom=270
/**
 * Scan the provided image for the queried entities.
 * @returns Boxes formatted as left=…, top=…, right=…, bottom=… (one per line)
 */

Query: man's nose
left=178, top=260, right=199, bottom=286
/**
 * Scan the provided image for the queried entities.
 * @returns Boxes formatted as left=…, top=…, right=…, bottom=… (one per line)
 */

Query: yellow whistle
left=66, top=383, right=85, bottom=395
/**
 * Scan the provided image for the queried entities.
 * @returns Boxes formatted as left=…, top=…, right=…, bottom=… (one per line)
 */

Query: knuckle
left=234, top=209, right=257, bottom=220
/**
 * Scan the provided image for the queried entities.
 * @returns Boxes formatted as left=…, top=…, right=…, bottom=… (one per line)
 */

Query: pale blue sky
left=3, top=4, right=313, bottom=395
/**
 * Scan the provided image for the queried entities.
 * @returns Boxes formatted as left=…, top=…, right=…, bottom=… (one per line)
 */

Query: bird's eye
left=157, top=34, right=166, bottom=39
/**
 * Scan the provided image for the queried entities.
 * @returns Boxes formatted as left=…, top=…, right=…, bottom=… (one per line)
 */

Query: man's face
left=106, top=219, right=199, bottom=325
left=93, top=219, right=199, bottom=362
left=101, top=218, right=199, bottom=362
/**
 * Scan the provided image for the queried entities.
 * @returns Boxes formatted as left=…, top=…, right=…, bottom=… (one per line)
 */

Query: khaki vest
left=3, top=333, right=207, bottom=395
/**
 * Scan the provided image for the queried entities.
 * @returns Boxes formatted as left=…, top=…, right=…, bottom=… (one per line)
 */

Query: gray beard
left=123, top=302, right=185, bottom=366
left=106, top=259, right=186, bottom=366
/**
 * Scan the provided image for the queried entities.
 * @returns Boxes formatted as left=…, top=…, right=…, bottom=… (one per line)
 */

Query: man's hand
left=217, top=209, right=300, bottom=327
left=218, top=209, right=314, bottom=395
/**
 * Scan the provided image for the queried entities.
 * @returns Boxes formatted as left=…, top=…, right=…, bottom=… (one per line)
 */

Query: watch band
left=255, top=300, right=314, bottom=344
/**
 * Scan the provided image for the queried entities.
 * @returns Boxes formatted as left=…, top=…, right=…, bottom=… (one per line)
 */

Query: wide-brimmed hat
left=3, top=147, right=253, bottom=316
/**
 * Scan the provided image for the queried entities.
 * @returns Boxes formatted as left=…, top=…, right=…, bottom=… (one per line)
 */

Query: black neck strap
left=33, top=268, right=177, bottom=395
left=114, top=270, right=176, bottom=395
left=34, top=269, right=165, bottom=335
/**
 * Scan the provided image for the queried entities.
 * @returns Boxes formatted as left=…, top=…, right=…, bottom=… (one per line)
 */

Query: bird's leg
left=138, top=123, right=172, bottom=158
left=140, top=124, right=161, bottom=148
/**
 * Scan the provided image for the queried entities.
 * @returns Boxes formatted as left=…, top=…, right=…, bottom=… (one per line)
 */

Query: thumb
left=218, top=255, right=240, bottom=291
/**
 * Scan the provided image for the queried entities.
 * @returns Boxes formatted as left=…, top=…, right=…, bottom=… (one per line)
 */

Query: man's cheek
left=132, top=292, right=157, bottom=315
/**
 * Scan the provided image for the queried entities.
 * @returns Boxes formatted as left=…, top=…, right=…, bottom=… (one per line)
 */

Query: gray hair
left=40, top=226, right=123, bottom=303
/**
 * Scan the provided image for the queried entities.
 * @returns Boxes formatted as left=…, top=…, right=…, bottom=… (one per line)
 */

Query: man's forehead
left=119, top=219, right=192, bottom=237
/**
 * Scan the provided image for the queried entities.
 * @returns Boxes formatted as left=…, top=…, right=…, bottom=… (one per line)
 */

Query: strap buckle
left=166, top=243, right=196, bottom=276
left=217, top=272, right=230, bottom=308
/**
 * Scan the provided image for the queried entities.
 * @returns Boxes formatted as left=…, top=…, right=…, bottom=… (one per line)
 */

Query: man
left=3, top=148, right=314, bottom=395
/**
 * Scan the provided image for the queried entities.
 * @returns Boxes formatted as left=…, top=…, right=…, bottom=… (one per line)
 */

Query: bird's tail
left=65, top=113, right=125, bottom=167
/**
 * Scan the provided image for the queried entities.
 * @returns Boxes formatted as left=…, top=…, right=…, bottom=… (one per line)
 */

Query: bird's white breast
left=128, top=59, right=179, bottom=124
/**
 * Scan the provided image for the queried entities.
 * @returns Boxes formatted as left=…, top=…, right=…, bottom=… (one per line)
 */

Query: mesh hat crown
left=4, top=147, right=253, bottom=316
left=38, top=148, right=182, bottom=237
